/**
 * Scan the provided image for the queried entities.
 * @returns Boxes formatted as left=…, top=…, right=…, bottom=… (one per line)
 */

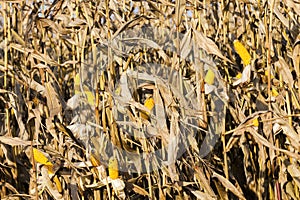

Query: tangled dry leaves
left=0, top=0, right=300, bottom=199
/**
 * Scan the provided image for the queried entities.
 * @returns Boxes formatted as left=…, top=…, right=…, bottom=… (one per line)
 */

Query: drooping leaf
left=212, top=172, right=246, bottom=200
left=194, top=30, right=232, bottom=63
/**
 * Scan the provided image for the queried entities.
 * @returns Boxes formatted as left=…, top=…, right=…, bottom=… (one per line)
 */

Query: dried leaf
left=287, top=163, right=300, bottom=189
left=40, top=166, right=62, bottom=199
left=194, top=166, right=216, bottom=197
left=273, top=7, right=289, bottom=28
left=194, top=30, right=232, bottom=63
left=180, top=29, right=192, bottom=59
left=292, top=38, right=300, bottom=78
left=132, top=184, right=149, bottom=196
left=212, top=172, right=246, bottom=200
left=0, top=136, right=31, bottom=146
left=111, top=179, right=126, bottom=199
left=274, top=118, right=300, bottom=150
left=10, top=43, right=58, bottom=66
left=285, top=0, right=300, bottom=16
left=276, top=56, right=294, bottom=87
left=233, top=65, right=251, bottom=86
left=175, top=0, right=186, bottom=26
left=120, top=37, right=169, bottom=62
left=190, top=190, right=216, bottom=200
left=44, top=82, right=62, bottom=118
left=285, top=181, right=297, bottom=199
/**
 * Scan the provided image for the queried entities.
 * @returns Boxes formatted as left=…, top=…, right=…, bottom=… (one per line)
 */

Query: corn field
left=0, top=0, right=300, bottom=199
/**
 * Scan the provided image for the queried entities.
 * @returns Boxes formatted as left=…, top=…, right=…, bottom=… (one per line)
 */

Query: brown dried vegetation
left=0, top=0, right=300, bottom=199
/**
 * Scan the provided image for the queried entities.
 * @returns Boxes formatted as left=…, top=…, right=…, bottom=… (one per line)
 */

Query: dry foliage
left=0, top=0, right=300, bottom=199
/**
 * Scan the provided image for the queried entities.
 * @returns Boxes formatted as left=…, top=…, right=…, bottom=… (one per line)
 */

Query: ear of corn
left=252, top=117, right=259, bottom=127
left=109, top=158, right=119, bottom=180
left=272, top=87, right=279, bottom=97
left=33, top=148, right=53, bottom=167
left=74, top=73, right=95, bottom=106
left=74, top=73, right=81, bottom=95
left=141, top=96, right=155, bottom=120
left=233, top=40, right=251, bottom=66
left=236, top=72, right=242, bottom=79
left=53, top=175, right=62, bottom=193
left=205, top=69, right=215, bottom=85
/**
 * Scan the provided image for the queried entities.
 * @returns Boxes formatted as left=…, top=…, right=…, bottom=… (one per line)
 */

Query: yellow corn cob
left=74, top=73, right=95, bottom=106
left=252, top=117, right=259, bottom=127
left=205, top=69, right=215, bottom=85
left=236, top=72, right=242, bottom=79
left=141, top=96, right=155, bottom=120
left=33, top=148, right=53, bottom=167
left=233, top=40, right=251, bottom=66
left=108, top=158, right=119, bottom=180
left=272, top=87, right=279, bottom=97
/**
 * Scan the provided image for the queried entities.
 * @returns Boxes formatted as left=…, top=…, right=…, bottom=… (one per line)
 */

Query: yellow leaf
left=233, top=40, right=251, bottom=66
left=33, top=148, right=53, bottom=167
left=253, top=117, right=259, bottom=127
left=109, top=158, right=119, bottom=180
left=205, top=69, right=215, bottom=85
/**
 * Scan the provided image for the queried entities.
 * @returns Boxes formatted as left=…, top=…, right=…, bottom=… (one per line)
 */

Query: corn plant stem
left=5, top=6, right=18, bottom=191
left=285, top=90, right=294, bottom=170
left=276, top=67, right=283, bottom=200
left=290, top=86, right=300, bottom=109
left=106, top=0, right=114, bottom=91
left=75, top=0, right=79, bottom=17
left=93, top=33, right=101, bottom=135
left=196, top=2, right=208, bottom=130
left=267, top=0, right=275, bottom=111
left=223, top=1, right=228, bottom=46
left=75, top=0, right=80, bottom=80
left=203, top=0, right=206, bottom=35
left=147, top=168, right=153, bottom=199
left=72, top=28, right=76, bottom=86
left=197, top=64, right=207, bottom=128
left=220, top=1, right=229, bottom=190
left=8, top=3, right=22, bottom=193
left=91, top=32, right=97, bottom=67
left=286, top=91, right=292, bottom=127
left=222, top=105, right=228, bottom=179
left=30, top=142, right=39, bottom=200
left=1, top=2, right=8, bottom=197
left=298, top=52, right=300, bottom=105
left=2, top=2, right=10, bottom=138
left=268, top=0, right=276, bottom=178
